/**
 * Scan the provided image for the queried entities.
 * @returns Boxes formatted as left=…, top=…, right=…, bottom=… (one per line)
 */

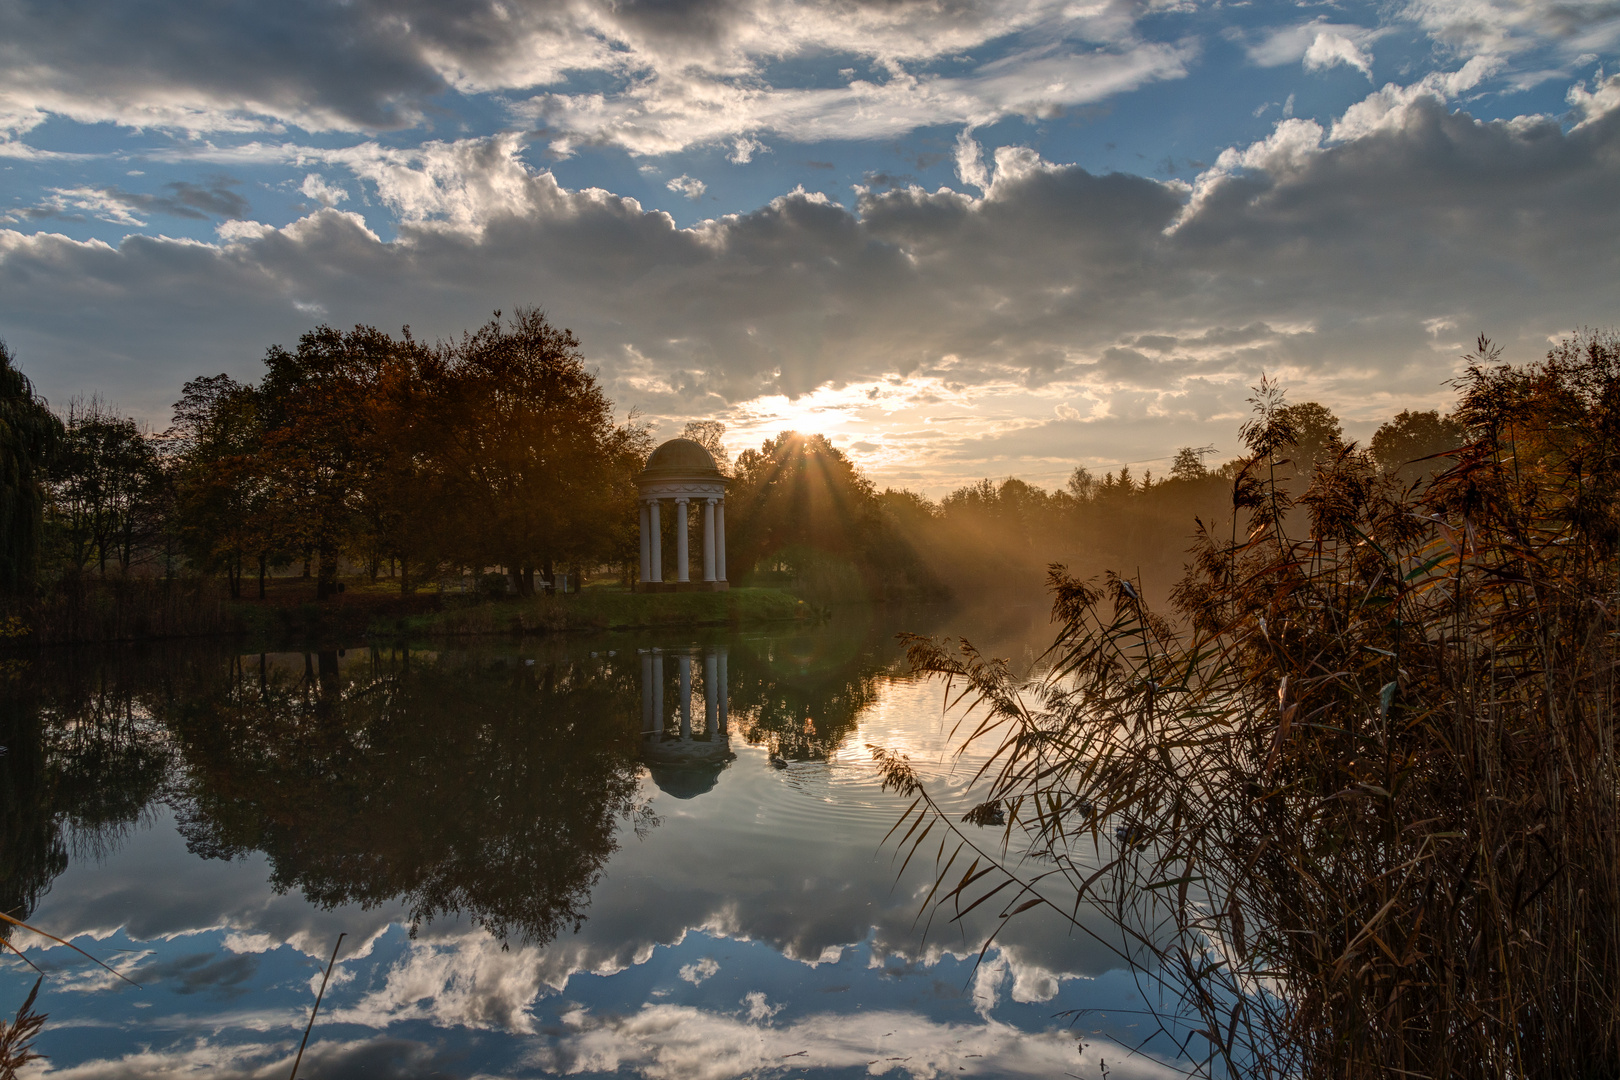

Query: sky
left=2, top=0, right=1618, bottom=495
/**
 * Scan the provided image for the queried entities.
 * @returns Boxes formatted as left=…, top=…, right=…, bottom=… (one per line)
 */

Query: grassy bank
left=371, top=587, right=807, bottom=638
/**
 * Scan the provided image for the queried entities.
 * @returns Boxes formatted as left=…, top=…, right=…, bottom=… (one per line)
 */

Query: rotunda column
left=675, top=498, right=690, bottom=582
left=649, top=499, right=662, bottom=582
left=715, top=499, right=727, bottom=582
left=703, top=498, right=717, bottom=582
left=638, top=502, right=651, bottom=583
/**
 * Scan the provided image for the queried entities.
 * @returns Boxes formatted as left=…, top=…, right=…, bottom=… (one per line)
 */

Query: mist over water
left=0, top=603, right=1184, bottom=1079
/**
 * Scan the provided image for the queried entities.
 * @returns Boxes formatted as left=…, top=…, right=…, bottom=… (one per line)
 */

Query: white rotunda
left=636, top=438, right=728, bottom=591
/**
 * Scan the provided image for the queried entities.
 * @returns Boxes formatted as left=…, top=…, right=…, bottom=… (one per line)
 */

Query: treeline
left=726, top=404, right=1466, bottom=602
left=1, top=310, right=649, bottom=606
left=2, top=308, right=1471, bottom=617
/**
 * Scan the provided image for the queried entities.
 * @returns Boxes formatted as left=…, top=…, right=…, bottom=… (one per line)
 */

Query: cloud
left=1403, top=0, right=1620, bottom=58
left=0, top=0, right=1183, bottom=148
left=518, top=42, right=1191, bottom=158
left=1246, top=20, right=1382, bottom=78
left=4, top=178, right=249, bottom=226
left=667, top=174, right=708, bottom=200
left=4, top=79, right=1620, bottom=487
left=954, top=128, right=990, bottom=191
left=300, top=173, right=348, bottom=207
left=727, top=136, right=769, bottom=164
left=1304, top=32, right=1376, bottom=78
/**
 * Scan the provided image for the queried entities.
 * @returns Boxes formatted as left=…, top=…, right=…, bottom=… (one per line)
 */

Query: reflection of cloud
left=131, top=950, right=259, bottom=997
left=680, top=956, right=720, bottom=984
left=329, top=929, right=548, bottom=1033
left=531, top=1003, right=1180, bottom=1079
left=40, top=1036, right=460, bottom=1080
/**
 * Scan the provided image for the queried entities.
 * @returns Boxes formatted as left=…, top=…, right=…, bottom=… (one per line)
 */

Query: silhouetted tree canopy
left=0, top=342, right=61, bottom=594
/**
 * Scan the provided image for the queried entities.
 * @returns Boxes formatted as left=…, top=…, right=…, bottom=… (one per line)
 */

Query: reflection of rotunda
left=639, top=646, right=733, bottom=799
left=636, top=438, right=727, bottom=591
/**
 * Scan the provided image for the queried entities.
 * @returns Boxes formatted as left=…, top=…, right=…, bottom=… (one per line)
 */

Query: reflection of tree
left=724, top=615, right=893, bottom=761
left=0, top=650, right=178, bottom=936
left=164, top=647, right=649, bottom=945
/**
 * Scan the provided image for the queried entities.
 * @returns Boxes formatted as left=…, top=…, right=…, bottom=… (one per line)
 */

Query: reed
left=0, top=978, right=46, bottom=1078
left=881, top=333, right=1620, bottom=1078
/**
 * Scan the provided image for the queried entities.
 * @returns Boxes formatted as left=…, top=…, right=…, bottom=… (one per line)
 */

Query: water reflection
left=639, top=646, right=733, bottom=799
left=163, top=646, right=650, bottom=946
left=0, top=604, right=1177, bottom=1079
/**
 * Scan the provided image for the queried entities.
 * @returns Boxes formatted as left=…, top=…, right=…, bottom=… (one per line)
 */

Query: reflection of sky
left=4, top=608, right=1186, bottom=1078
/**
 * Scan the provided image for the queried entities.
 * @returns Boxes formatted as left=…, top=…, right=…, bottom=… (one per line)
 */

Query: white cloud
left=1246, top=20, right=1382, bottom=78
left=727, top=136, right=768, bottom=164
left=954, top=128, right=990, bottom=191
left=667, top=174, right=708, bottom=200
left=1304, top=32, right=1376, bottom=78
left=518, top=43, right=1191, bottom=158
left=299, top=172, right=348, bottom=207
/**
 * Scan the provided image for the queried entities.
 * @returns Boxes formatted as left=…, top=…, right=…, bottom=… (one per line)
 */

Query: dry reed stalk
left=880, top=333, right=1620, bottom=1079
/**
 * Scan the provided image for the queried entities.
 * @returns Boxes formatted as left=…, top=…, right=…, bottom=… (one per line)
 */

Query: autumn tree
left=257, top=327, right=389, bottom=599
left=432, top=310, right=648, bottom=595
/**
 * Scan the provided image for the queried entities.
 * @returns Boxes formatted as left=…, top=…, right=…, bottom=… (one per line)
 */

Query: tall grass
left=879, top=333, right=1620, bottom=1078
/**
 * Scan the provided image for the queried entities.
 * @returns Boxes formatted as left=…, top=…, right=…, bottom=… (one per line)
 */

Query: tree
left=49, top=399, right=164, bottom=577
left=257, top=326, right=387, bottom=599
left=1274, top=400, right=1343, bottom=469
left=433, top=309, right=648, bottom=595
left=1370, top=409, right=1467, bottom=481
left=1066, top=465, right=1096, bottom=502
left=170, top=375, right=280, bottom=598
left=1169, top=446, right=1208, bottom=482
left=0, top=342, right=60, bottom=594
left=681, top=420, right=731, bottom=475
left=728, top=432, right=883, bottom=580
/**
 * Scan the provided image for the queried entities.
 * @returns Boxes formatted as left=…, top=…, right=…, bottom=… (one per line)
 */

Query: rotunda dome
left=639, top=438, right=723, bottom=481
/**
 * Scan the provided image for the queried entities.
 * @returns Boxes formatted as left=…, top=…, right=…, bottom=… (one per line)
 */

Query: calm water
left=1, top=602, right=1182, bottom=1079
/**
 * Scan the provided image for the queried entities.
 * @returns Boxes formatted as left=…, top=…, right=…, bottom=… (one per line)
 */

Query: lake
left=0, top=601, right=1182, bottom=1079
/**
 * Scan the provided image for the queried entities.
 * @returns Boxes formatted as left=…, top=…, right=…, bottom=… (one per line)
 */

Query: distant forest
left=1, top=308, right=1470, bottom=608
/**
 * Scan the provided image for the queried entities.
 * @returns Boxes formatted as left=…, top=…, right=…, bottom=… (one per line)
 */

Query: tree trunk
left=257, top=553, right=267, bottom=599
left=543, top=558, right=555, bottom=595
left=316, top=536, right=338, bottom=600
